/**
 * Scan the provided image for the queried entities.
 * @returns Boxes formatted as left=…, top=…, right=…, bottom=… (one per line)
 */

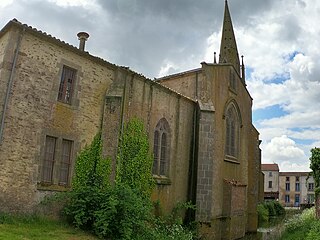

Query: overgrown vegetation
left=257, top=201, right=285, bottom=223
left=310, top=147, right=320, bottom=218
left=281, top=207, right=320, bottom=240
left=116, top=118, right=155, bottom=197
left=64, top=118, right=195, bottom=240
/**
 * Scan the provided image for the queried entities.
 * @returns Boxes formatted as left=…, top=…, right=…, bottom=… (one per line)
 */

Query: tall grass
left=281, top=207, right=319, bottom=240
left=0, top=212, right=97, bottom=240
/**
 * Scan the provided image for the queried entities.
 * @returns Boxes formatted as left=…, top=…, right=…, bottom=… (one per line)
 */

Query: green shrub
left=257, top=201, right=285, bottom=223
left=273, top=201, right=286, bottom=215
left=257, top=203, right=269, bottom=222
left=306, top=220, right=320, bottom=240
left=64, top=119, right=194, bottom=240
left=285, top=207, right=315, bottom=233
left=93, top=184, right=153, bottom=240
left=64, top=185, right=106, bottom=230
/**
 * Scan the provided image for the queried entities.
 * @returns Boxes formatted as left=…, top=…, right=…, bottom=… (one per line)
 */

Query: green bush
left=93, top=184, right=153, bottom=240
left=285, top=207, right=315, bottom=233
left=64, top=185, right=106, bottom=230
left=257, top=201, right=285, bottom=223
left=306, top=220, right=320, bottom=240
left=257, top=204, right=269, bottom=222
left=281, top=207, right=317, bottom=240
left=273, top=201, right=286, bottom=215
left=64, top=119, right=194, bottom=240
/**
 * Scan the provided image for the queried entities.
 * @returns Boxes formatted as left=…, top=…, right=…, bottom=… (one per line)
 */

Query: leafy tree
left=116, top=118, right=155, bottom=197
left=310, top=147, right=320, bottom=218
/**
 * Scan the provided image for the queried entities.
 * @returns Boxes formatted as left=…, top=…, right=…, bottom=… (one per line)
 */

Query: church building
left=0, top=1, right=261, bottom=239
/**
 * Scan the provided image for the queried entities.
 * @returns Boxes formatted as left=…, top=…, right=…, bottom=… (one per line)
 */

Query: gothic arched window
left=225, top=103, right=240, bottom=159
left=153, top=118, right=170, bottom=176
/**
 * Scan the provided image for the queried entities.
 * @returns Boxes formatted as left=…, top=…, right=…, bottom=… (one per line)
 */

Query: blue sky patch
left=252, top=104, right=287, bottom=122
left=267, top=73, right=290, bottom=84
left=286, top=51, right=301, bottom=62
left=292, top=138, right=314, bottom=145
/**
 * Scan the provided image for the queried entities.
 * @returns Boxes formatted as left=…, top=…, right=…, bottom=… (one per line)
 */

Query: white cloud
left=278, top=161, right=310, bottom=172
left=158, top=60, right=178, bottom=77
left=262, top=135, right=306, bottom=163
left=0, top=0, right=13, bottom=8
left=47, top=0, right=99, bottom=8
left=289, top=53, right=320, bottom=83
left=261, top=112, right=320, bottom=129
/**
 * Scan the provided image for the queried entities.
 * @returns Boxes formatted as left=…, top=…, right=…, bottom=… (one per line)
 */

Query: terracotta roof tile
left=0, top=19, right=196, bottom=104
left=261, top=164, right=279, bottom=171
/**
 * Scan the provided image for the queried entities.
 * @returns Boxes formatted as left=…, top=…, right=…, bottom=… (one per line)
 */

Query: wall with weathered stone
left=0, top=29, right=17, bottom=137
left=0, top=24, right=197, bottom=216
left=156, top=70, right=200, bottom=100
left=105, top=68, right=196, bottom=214
left=200, top=63, right=252, bottom=225
left=0, top=27, right=115, bottom=212
left=247, top=126, right=260, bottom=232
left=161, top=62, right=257, bottom=237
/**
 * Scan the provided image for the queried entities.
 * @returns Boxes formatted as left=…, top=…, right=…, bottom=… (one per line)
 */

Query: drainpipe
left=0, top=27, right=25, bottom=144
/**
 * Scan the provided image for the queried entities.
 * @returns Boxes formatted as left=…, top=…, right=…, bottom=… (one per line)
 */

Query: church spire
left=219, top=0, right=240, bottom=74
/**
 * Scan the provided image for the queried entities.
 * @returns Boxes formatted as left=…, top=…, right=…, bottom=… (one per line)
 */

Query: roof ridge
left=2, top=18, right=195, bottom=103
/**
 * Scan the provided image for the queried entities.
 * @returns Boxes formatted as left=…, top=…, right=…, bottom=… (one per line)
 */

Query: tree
left=310, top=147, right=320, bottom=218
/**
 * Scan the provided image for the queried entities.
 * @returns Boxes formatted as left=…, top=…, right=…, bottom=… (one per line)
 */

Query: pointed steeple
left=219, top=0, right=240, bottom=74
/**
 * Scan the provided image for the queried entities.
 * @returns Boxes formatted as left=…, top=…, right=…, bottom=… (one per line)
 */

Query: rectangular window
left=59, top=139, right=73, bottom=185
left=42, top=136, right=56, bottom=183
left=296, top=176, right=300, bottom=182
left=269, top=172, right=272, bottom=177
left=285, top=195, right=290, bottom=203
left=41, top=136, right=73, bottom=186
left=308, top=183, right=314, bottom=191
left=286, top=183, right=290, bottom=191
left=307, top=194, right=315, bottom=203
left=268, top=181, right=272, bottom=188
left=286, top=176, right=290, bottom=181
left=295, top=183, right=300, bottom=192
left=58, top=65, right=76, bottom=104
left=295, top=194, right=300, bottom=206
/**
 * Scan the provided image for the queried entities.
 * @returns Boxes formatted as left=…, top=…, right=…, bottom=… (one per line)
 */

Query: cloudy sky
left=1, top=0, right=319, bottom=172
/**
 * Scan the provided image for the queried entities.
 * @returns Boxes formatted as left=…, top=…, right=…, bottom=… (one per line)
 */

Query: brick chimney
left=77, top=32, right=89, bottom=51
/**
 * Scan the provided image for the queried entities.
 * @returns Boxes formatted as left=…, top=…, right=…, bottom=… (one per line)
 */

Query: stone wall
left=161, top=62, right=258, bottom=237
left=246, top=126, right=260, bottom=232
left=0, top=24, right=197, bottom=216
left=0, top=28, right=19, bottom=142
left=195, top=106, right=215, bottom=222
left=105, top=68, right=196, bottom=214
left=0, top=27, right=115, bottom=212
left=156, top=69, right=200, bottom=100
